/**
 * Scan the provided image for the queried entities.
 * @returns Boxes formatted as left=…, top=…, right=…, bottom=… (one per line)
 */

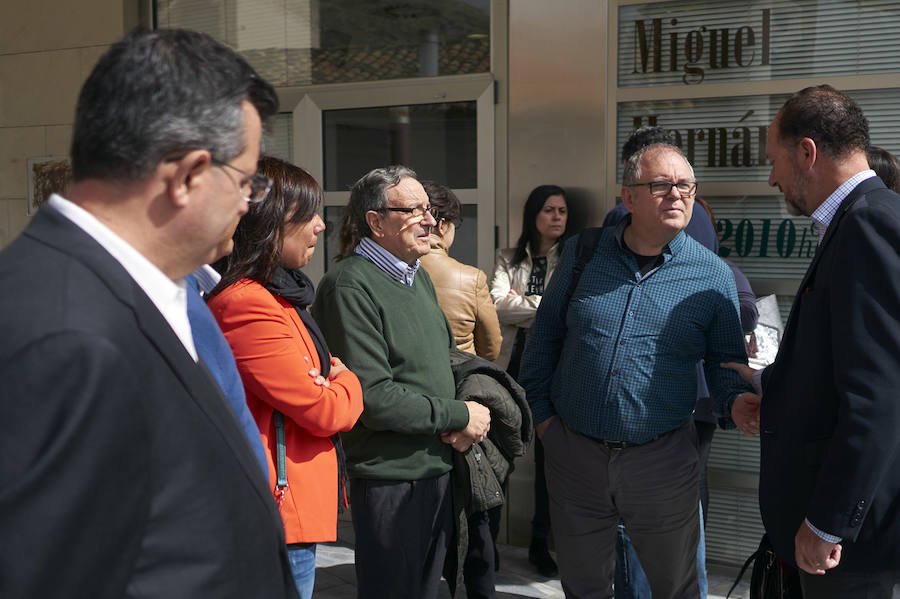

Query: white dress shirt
left=47, top=194, right=198, bottom=361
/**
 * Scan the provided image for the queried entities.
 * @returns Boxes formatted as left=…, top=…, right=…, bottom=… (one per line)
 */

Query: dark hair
left=337, top=165, right=417, bottom=259
left=622, top=143, right=692, bottom=186
left=867, top=146, right=900, bottom=193
left=421, top=180, right=461, bottom=227
left=210, top=156, right=322, bottom=296
left=622, top=126, right=676, bottom=163
left=775, top=85, right=869, bottom=159
left=71, top=28, right=278, bottom=183
left=512, top=185, right=568, bottom=266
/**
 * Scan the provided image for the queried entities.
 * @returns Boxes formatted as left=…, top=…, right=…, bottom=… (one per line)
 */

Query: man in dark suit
left=0, top=29, right=300, bottom=598
left=728, top=85, right=900, bottom=597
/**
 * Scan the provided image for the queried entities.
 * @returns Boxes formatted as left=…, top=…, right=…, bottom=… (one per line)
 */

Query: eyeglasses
left=628, top=180, right=698, bottom=198
left=211, top=159, right=273, bottom=204
left=382, top=204, right=438, bottom=221
left=165, top=153, right=273, bottom=204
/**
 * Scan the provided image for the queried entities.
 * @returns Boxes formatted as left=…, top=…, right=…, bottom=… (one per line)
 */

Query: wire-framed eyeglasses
left=165, top=153, right=273, bottom=204
left=211, top=159, right=273, bottom=204
left=628, top=180, right=698, bottom=198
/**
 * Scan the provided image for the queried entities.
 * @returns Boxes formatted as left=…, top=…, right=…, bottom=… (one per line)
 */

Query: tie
left=185, top=274, right=270, bottom=480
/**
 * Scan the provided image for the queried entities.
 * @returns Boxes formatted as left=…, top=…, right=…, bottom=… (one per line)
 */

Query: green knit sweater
left=311, top=254, right=470, bottom=480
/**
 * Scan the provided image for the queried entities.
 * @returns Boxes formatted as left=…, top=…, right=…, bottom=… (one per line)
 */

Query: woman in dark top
left=489, top=184, right=570, bottom=578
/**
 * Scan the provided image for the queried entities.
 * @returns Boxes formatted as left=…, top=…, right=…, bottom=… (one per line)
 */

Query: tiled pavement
left=313, top=536, right=752, bottom=599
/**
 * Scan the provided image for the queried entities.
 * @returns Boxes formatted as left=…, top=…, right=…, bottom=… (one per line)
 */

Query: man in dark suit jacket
left=0, top=29, right=299, bottom=598
left=728, top=85, right=900, bottom=597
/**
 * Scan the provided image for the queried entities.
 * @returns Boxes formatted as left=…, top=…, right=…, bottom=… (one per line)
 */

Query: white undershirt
left=47, top=194, right=198, bottom=361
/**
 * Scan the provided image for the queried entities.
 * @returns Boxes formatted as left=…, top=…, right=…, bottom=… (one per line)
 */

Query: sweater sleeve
left=312, top=280, right=470, bottom=435
left=210, top=284, right=364, bottom=438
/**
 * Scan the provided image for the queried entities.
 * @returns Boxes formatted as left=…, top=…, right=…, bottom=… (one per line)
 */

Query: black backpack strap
left=565, top=227, right=604, bottom=304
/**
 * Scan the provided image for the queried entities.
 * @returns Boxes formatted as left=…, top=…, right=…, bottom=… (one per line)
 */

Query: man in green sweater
left=312, top=165, right=491, bottom=599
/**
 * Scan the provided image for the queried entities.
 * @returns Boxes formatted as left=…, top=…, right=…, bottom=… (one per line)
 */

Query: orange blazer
left=208, top=278, right=364, bottom=543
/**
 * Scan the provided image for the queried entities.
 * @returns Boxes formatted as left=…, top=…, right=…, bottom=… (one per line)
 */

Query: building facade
left=3, top=0, right=899, bottom=569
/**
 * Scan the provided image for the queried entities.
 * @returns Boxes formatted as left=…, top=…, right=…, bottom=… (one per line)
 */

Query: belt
left=592, top=433, right=663, bottom=451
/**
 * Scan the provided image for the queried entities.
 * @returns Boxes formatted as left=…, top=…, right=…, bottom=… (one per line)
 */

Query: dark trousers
left=350, top=473, right=453, bottom=599
left=463, top=510, right=496, bottom=599
left=508, top=329, right=552, bottom=542
left=485, top=479, right=507, bottom=566
left=544, top=419, right=700, bottom=598
left=694, top=420, right=716, bottom=527
left=800, top=569, right=899, bottom=598
left=531, top=436, right=552, bottom=540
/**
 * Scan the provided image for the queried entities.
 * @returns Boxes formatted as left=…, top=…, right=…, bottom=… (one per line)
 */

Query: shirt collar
left=810, top=170, right=876, bottom=239
left=47, top=194, right=198, bottom=361
left=354, top=236, right=421, bottom=286
left=614, top=213, right=685, bottom=257
left=191, top=264, right=221, bottom=295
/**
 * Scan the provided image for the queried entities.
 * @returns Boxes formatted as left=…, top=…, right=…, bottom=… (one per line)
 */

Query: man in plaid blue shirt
left=520, top=143, right=758, bottom=598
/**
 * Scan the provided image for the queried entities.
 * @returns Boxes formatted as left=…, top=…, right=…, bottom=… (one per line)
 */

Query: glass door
left=278, top=73, right=495, bottom=282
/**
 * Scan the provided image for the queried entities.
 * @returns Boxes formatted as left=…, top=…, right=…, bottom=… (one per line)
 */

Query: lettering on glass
left=630, top=115, right=769, bottom=169
left=632, top=9, right=771, bottom=85
left=716, top=218, right=816, bottom=260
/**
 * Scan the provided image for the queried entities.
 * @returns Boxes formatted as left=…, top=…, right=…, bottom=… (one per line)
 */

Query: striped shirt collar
left=354, top=236, right=421, bottom=286
left=810, top=170, right=876, bottom=242
left=191, top=264, right=221, bottom=294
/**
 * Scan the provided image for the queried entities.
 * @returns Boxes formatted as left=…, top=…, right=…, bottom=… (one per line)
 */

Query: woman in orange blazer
left=207, top=156, right=363, bottom=599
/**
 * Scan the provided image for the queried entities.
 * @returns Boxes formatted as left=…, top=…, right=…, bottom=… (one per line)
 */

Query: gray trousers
left=542, top=418, right=701, bottom=599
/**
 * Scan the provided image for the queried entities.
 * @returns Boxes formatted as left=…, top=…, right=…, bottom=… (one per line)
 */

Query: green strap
left=274, top=410, right=288, bottom=490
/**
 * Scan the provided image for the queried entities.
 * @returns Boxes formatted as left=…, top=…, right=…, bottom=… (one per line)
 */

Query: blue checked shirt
left=520, top=218, right=753, bottom=444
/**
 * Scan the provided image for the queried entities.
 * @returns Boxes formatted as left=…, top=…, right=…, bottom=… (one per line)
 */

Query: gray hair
left=337, top=165, right=418, bottom=259
left=71, top=28, right=278, bottom=183
left=623, top=143, right=694, bottom=186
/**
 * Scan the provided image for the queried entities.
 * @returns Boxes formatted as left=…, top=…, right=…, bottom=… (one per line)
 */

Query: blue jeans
left=614, top=503, right=708, bottom=599
left=287, top=543, right=316, bottom=599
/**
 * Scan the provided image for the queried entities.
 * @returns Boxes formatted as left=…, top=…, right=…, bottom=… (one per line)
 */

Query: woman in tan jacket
left=419, top=180, right=504, bottom=598
left=419, top=181, right=502, bottom=362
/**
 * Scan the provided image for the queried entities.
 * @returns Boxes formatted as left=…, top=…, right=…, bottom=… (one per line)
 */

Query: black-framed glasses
left=211, top=159, right=273, bottom=204
left=628, top=180, right=698, bottom=198
left=382, top=204, right=438, bottom=221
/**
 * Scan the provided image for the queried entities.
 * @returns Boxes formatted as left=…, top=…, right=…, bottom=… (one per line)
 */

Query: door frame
left=277, top=73, right=496, bottom=281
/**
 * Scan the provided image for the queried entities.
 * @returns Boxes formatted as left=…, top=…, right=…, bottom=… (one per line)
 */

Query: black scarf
left=265, top=267, right=331, bottom=378
left=264, top=267, right=349, bottom=513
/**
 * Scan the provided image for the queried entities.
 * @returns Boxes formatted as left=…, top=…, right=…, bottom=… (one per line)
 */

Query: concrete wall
left=501, top=0, right=609, bottom=546
left=504, top=0, right=609, bottom=251
left=0, top=0, right=139, bottom=247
